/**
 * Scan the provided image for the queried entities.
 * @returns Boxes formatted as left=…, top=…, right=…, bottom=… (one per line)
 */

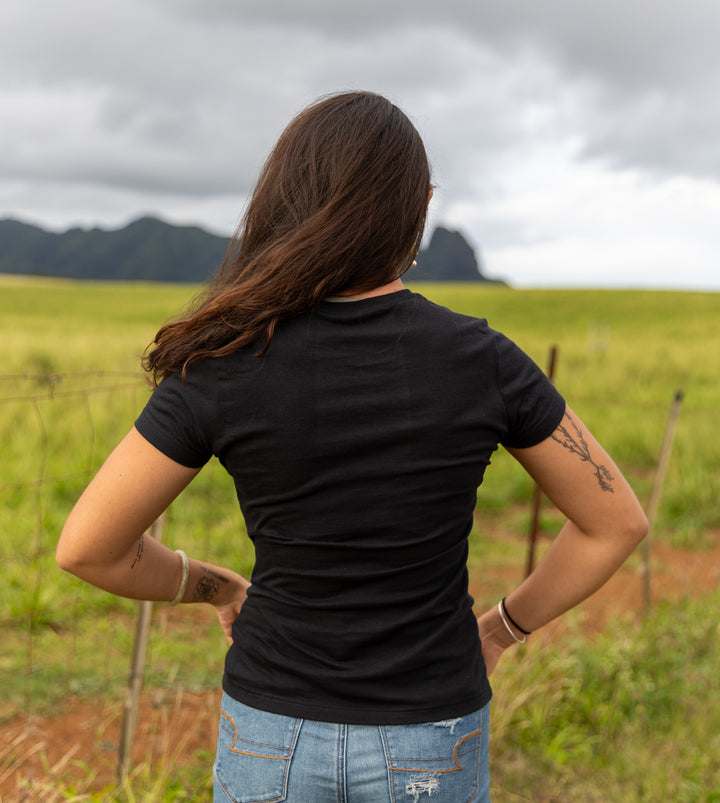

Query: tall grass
left=489, top=591, right=720, bottom=801
left=3, top=277, right=717, bottom=539
left=7, top=592, right=720, bottom=802
left=412, top=283, right=720, bottom=541
left=1, top=277, right=719, bottom=800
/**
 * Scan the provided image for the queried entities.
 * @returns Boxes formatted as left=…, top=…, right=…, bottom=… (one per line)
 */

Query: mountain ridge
left=0, top=216, right=504, bottom=284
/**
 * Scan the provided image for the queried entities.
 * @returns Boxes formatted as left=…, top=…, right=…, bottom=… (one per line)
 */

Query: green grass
left=411, top=283, right=720, bottom=540
left=7, top=591, right=719, bottom=802
left=1, top=277, right=719, bottom=800
left=489, top=591, right=720, bottom=802
left=3, top=278, right=718, bottom=539
left=0, top=275, right=196, bottom=374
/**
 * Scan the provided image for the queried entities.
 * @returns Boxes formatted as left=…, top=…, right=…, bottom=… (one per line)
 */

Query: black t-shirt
left=135, top=290, right=565, bottom=724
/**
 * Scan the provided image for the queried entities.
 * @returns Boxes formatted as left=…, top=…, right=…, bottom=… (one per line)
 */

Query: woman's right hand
left=214, top=573, right=251, bottom=645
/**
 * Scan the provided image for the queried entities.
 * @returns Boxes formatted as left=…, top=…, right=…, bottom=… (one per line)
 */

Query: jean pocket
left=213, top=695, right=302, bottom=803
left=380, top=712, right=485, bottom=803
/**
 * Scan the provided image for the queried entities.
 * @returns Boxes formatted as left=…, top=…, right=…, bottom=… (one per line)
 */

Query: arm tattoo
left=130, top=534, right=144, bottom=569
left=551, top=412, right=615, bottom=493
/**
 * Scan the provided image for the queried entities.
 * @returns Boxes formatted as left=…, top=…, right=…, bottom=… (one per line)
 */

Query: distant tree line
left=0, top=216, right=504, bottom=284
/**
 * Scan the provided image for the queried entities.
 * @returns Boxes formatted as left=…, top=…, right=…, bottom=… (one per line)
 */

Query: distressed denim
left=213, top=693, right=491, bottom=802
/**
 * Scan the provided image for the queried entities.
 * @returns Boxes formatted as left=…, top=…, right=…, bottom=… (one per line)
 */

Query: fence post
left=117, top=514, right=166, bottom=784
left=525, top=345, right=558, bottom=578
left=642, top=390, right=684, bottom=614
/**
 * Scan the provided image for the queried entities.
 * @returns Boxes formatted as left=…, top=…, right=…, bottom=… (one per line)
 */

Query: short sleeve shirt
left=136, top=289, right=565, bottom=724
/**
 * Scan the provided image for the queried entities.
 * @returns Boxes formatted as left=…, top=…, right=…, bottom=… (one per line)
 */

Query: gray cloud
left=2, top=0, right=720, bottom=288
left=3, top=0, right=720, bottom=195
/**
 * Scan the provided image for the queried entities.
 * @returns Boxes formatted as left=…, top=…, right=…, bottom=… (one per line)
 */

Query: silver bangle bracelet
left=170, top=549, right=190, bottom=606
left=497, top=600, right=527, bottom=644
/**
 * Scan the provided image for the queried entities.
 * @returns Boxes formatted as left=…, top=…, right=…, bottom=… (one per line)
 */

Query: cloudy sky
left=2, top=0, right=720, bottom=289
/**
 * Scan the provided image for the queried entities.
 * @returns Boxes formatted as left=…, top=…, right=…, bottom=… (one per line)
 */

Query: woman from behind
left=57, top=91, right=647, bottom=802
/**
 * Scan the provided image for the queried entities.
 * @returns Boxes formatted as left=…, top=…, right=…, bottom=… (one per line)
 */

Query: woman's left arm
left=57, top=426, right=250, bottom=642
left=476, top=406, right=648, bottom=673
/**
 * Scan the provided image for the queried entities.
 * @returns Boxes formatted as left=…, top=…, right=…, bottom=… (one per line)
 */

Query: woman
left=57, top=91, right=647, bottom=802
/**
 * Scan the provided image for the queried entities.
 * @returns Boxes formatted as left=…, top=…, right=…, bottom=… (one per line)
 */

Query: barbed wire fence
left=0, top=363, right=701, bottom=788
left=0, top=372, right=145, bottom=716
left=0, top=370, right=243, bottom=792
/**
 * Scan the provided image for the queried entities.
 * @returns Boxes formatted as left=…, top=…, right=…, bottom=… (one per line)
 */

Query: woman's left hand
left=476, top=605, right=522, bottom=676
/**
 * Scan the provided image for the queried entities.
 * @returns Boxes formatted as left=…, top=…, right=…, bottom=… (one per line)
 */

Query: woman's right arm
left=476, top=406, right=648, bottom=673
left=57, top=426, right=250, bottom=644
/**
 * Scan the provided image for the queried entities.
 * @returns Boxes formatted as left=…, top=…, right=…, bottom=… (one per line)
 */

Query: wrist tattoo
left=201, top=566, right=229, bottom=584
left=552, top=412, right=615, bottom=493
left=192, top=576, right=221, bottom=602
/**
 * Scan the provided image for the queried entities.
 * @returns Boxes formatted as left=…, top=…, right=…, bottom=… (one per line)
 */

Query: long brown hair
left=143, top=91, right=432, bottom=384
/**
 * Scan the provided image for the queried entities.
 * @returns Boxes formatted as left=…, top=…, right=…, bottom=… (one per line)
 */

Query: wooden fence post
left=117, top=514, right=166, bottom=784
left=642, top=390, right=684, bottom=614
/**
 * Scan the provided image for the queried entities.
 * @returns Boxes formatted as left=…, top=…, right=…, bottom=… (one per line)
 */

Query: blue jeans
left=213, top=693, right=491, bottom=802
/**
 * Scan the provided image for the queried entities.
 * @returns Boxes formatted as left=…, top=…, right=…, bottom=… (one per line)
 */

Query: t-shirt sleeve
left=495, top=332, right=566, bottom=449
left=134, top=367, right=215, bottom=468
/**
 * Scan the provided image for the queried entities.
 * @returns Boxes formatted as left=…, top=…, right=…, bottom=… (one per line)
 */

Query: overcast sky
left=2, top=0, right=720, bottom=289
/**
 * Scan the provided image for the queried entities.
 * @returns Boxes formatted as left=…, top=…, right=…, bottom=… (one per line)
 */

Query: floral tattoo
left=191, top=567, right=229, bottom=603
left=552, top=412, right=615, bottom=493
left=192, top=576, right=220, bottom=602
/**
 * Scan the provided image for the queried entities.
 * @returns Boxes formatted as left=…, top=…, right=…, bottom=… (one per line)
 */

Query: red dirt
left=1, top=690, right=221, bottom=801
left=3, top=532, right=720, bottom=800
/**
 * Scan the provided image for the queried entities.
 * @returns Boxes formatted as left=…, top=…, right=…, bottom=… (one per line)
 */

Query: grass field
left=1, top=276, right=719, bottom=800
